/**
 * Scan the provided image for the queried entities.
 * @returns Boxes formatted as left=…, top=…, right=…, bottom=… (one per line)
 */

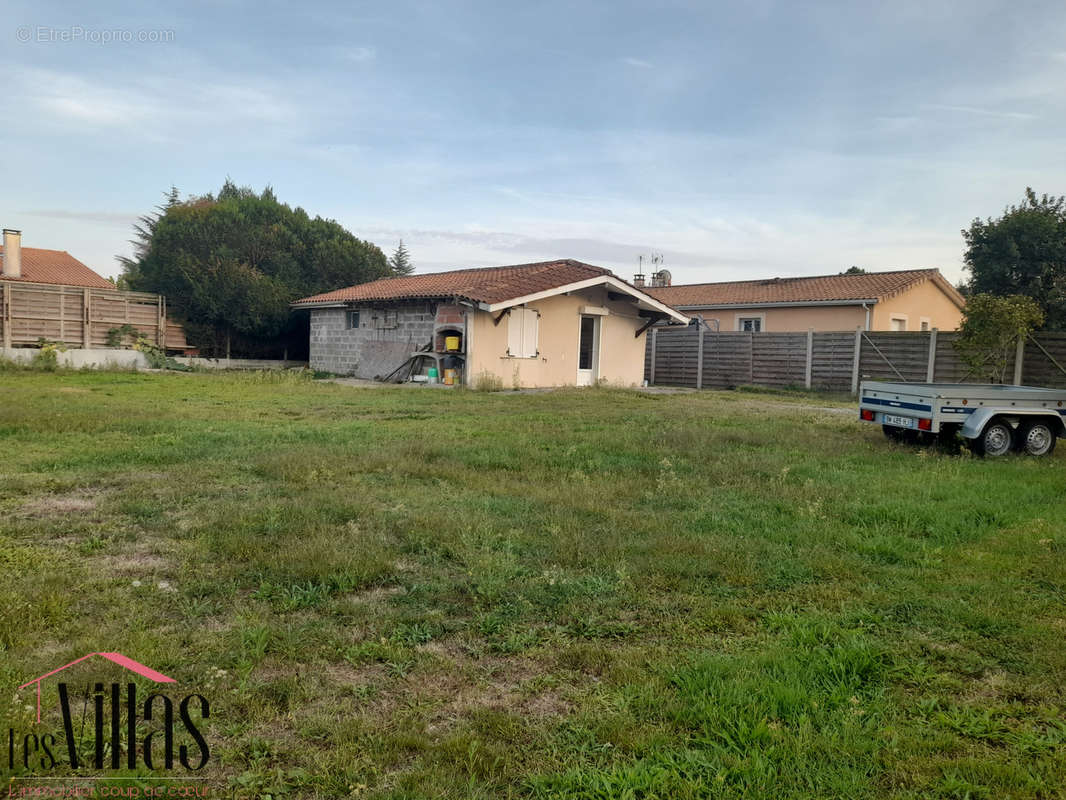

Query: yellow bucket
left=444, top=336, right=461, bottom=352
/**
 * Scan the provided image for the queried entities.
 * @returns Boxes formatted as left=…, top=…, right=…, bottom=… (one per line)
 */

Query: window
left=346, top=310, right=360, bottom=329
left=507, top=307, right=539, bottom=358
left=738, top=317, right=762, bottom=332
left=890, top=316, right=907, bottom=332
left=920, top=318, right=931, bottom=332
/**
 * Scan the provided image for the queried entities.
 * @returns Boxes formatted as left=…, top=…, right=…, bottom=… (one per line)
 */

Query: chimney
left=2, top=229, right=21, bottom=278
left=633, top=273, right=645, bottom=288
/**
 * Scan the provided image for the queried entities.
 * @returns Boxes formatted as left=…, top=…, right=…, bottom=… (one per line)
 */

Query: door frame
left=577, top=314, right=600, bottom=386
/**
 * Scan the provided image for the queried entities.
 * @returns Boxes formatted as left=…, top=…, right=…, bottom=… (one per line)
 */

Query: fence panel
left=751, top=332, right=807, bottom=387
left=651, top=326, right=701, bottom=386
left=810, top=332, right=855, bottom=391
left=1, top=280, right=190, bottom=351
left=703, top=332, right=754, bottom=388
left=1022, top=333, right=1066, bottom=388
left=645, top=325, right=1066, bottom=392
left=859, top=332, right=932, bottom=383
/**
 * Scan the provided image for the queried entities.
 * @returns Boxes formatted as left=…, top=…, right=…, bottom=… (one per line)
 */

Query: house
left=0, top=228, right=191, bottom=351
left=291, top=259, right=689, bottom=387
left=643, top=268, right=965, bottom=332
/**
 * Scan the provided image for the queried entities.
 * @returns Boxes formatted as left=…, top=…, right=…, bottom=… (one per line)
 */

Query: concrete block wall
left=309, top=303, right=437, bottom=378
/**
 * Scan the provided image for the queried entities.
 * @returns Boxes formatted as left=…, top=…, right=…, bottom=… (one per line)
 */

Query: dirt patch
left=20, top=492, right=98, bottom=517
left=97, top=551, right=173, bottom=576
left=412, top=640, right=571, bottom=733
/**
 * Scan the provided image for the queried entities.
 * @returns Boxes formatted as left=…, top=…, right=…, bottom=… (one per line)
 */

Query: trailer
left=858, top=381, right=1066, bottom=457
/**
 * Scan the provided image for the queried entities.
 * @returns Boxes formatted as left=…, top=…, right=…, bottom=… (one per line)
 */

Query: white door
left=576, top=315, right=599, bottom=386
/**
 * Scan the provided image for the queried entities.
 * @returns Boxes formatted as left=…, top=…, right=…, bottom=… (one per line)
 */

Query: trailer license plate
left=883, top=414, right=913, bottom=428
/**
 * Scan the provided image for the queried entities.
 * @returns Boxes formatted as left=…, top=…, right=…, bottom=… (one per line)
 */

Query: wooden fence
left=645, top=327, right=1066, bottom=392
left=0, top=280, right=190, bottom=351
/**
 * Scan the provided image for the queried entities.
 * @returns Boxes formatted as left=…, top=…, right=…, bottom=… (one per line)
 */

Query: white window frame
left=345, top=310, right=361, bottom=330
left=735, top=314, right=765, bottom=332
left=919, top=317, right=931, bottom=332
left=506, top=307, right=539, bottom=358
left=890, top=314, right=908, bottom=332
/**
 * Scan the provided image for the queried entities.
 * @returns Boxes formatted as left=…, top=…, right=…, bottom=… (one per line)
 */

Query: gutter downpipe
left=862, top=302, right=871, bottom=331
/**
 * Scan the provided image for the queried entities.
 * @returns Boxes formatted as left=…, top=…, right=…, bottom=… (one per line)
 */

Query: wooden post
left=696, top=326, right=704, bottom=389
left=83, top=288, right=91, bottom=347
left=1013, top=334, right=1025, bottom=386
left=649, top=327, right=658, bottom=385
left=1, top=283, right=9, bottom=349
left=158, top=296, right=166, bottom=348
left=851, top=326, right=863, bottom=395
left=748, top=332, right=754, bottom=385
left=805, top=328, right=814, bottom=390
left=926, top=328, right=938, bottom=383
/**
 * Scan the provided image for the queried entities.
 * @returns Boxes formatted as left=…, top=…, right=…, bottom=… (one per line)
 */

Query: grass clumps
left=0, top=371, right=1063, bottom=798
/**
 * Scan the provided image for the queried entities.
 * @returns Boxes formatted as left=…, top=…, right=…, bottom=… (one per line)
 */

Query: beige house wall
left=680, top=280, right=964, bottom=332
left=689, top=305, right=868, bottom=332
left=468, top=285, right=648, bottom=388
left=870, top=280, right=964, bottom=331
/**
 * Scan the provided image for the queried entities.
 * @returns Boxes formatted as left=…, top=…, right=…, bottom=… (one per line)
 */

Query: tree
left=388, top=239, right=413, bottom=275
left=952, top=294, right=1044, bottom=383
left=841, top=266, right=866, bottom=275
left=962, top=188, right=1066, bottom=329
left=119, top=181, right=390, bottom=358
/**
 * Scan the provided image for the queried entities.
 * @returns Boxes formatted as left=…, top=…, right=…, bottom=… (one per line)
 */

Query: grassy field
left=1, top=368, right=1064, bottom=799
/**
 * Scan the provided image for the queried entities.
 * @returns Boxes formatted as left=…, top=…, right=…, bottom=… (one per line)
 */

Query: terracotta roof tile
left=293, top=259, right=614, bottom=306
left=0, top=246, right=114, bottom=289
left=646, top=269, right=964, bottom=308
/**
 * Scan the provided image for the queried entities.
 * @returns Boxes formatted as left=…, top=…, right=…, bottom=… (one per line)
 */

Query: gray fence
left=645, top=328, right=1066, bottom=392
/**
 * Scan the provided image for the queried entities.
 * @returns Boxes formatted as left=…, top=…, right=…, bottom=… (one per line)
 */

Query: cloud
left=923, top=103, right=1037, bottom=121
left=21, top=209, right=139, bottom=227
left=342, top=46, right=376, bottom=63
left=622, top=57, right=654, bottom=69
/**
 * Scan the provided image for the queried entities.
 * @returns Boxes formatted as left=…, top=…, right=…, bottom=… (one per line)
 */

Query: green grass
left=1, top=369, right=1064, bottom=799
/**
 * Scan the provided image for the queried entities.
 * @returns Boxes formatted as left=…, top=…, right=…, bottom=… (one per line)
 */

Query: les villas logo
left=7, top=652, right=210, bottom=774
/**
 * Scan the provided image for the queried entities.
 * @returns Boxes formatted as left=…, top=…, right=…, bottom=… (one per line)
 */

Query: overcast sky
left=4, top=0, right=1066, bottom=285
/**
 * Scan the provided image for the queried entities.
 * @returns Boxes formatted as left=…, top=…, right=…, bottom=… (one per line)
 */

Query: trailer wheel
left=1017, top=420, right=1057, bottom=457
left=970, top=419, right=1014, bottom=457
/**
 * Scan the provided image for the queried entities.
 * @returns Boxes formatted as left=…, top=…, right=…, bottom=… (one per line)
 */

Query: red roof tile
left=0, top=246, right=114, bottom=289
left=646, top=269, right=964, bottom=308
left=293, top=259, right=614, bottom=306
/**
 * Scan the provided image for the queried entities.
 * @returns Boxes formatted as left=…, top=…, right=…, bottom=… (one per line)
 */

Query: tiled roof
left=646, top=269, right=964, bottom=308
left=293, top=259, right=615, bottom=306
left=0, top=246, right=114, bottom=289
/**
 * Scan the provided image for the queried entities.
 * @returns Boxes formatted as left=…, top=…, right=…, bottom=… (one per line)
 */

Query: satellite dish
left=656, top=269, right=672, bottom=286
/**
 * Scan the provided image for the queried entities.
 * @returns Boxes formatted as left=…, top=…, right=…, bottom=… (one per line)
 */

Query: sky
left=4, top=0, right=1066, bottom=285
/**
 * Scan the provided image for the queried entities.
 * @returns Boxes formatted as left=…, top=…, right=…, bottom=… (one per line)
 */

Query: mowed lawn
left=1, top=369, right=1064, bottom=799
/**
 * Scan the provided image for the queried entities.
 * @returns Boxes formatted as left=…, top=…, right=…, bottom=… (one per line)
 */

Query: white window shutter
left=522, top=309, right=538, bottom=357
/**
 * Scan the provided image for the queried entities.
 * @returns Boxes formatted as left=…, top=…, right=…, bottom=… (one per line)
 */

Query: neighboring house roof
left=646, top=269, right=966, bottom=310
left=0, top=246, right=114, bottom=289
left=292, top=259, right=689, bottom=322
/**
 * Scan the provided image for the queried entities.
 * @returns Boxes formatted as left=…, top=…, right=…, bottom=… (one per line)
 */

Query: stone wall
left=309, top=303, right=438, bottom=378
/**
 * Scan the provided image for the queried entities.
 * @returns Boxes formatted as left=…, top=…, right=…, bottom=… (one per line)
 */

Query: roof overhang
left=674, top=299, right=879, bottom=311
left=479, top=275, right=689, bottom=324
